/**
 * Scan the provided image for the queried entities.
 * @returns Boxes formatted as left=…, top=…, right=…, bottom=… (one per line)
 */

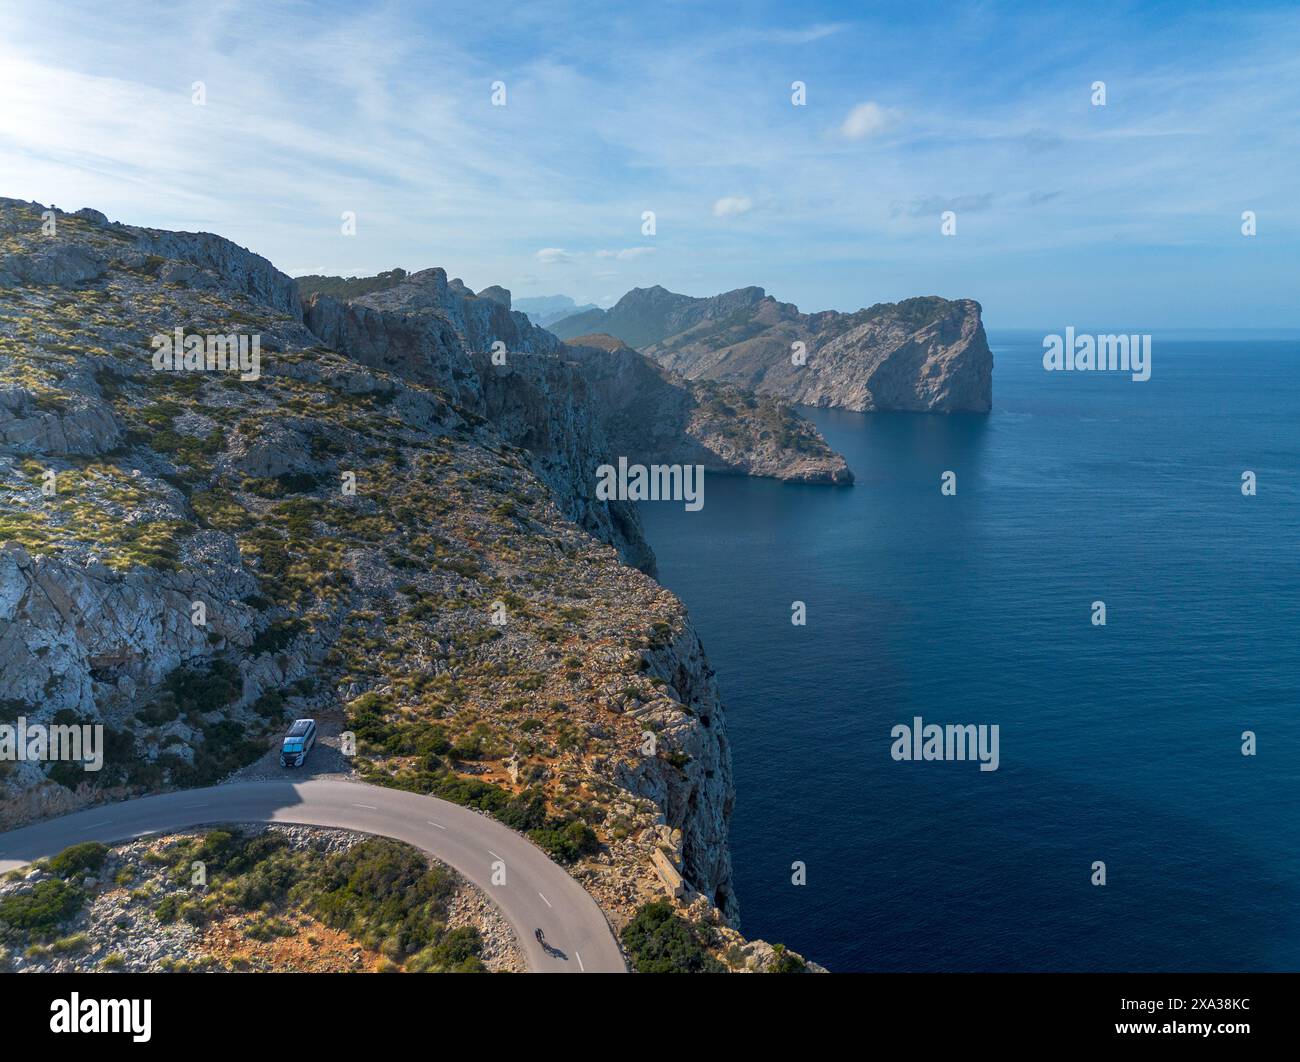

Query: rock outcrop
left=562, top=334, right=851, bottom=485
left=550, top=284, right=994, bottom=413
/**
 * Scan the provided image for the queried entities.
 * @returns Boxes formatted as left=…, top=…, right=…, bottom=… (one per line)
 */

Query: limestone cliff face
left=301, top=273, right=853, bottom=556
left=470, top=350, right=658, bottom=575
left=768, top=297, right=993, bottom=413
left=550, top=285, right=766, bottom=350
left=561, top=334, right=852, bottom=485
left=614, top=618, right=737, bottom=922
left=0, top=379, right=121, bottom=456
left=331, top=267, right=562, bottom=357
left=0, top=536, right=259, bottom=725
left=551, top=285, right=994, bottom=413
left=302, top=291, right=482, bottom=408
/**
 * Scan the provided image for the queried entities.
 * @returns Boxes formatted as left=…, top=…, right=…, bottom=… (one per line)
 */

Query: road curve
left=0, top=779, right=626, bottom=973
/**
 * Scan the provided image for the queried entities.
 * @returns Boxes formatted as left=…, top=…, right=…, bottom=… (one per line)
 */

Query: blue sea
left=637, top=330, right=1300, bottom=971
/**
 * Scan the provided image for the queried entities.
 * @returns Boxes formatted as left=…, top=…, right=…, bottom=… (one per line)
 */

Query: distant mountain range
left=548, top=285, right=992, bottom=413
left=513, top=294, right=600, bottom=329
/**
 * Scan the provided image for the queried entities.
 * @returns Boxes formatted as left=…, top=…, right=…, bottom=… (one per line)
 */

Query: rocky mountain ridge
left=550, top=283, right=994, bottom=413
left=300, top=270, right=851, bottom=490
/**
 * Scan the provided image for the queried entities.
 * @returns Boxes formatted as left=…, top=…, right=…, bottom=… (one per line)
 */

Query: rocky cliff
left=0, top=198, right=825, bottom=966
left=551, top=284, right=994, bottom=413
left=562, top=333, right=852, bottom=484
left=302, top=271, right=851, bottom=487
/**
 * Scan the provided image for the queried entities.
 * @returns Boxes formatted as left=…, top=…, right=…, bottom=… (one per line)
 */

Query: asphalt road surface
left=0, top=779, right=626, bottom=973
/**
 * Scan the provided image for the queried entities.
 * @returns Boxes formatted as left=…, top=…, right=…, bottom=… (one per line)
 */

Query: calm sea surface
left=637, top=330, right=1300, bottom=971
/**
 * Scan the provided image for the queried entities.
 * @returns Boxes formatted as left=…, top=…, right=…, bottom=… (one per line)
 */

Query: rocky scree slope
left=0, top=199, right=812, bottom=969
left=550, top=283, right=993, bottom=413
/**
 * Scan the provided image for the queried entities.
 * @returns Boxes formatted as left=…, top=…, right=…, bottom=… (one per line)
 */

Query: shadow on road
left=534, top=929, right=568, bottom=961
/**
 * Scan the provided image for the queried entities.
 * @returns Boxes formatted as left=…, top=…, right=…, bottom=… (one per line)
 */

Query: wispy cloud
left=840, top=101, right=898, bottom=139
left=890, top=194, right=995, bottom=219
left=713, top=196, right=754, bottom=218
left=764, top=22, right=847, bottom=44
left=535, top=248, right=577, bottom=265
left=595, top=247, right=656, bottom=259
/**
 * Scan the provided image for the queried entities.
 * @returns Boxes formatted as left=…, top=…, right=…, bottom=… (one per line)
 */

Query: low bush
left=47, top=842, right=109, bottom=879
left=0, top=880, right=85, bottom=941
left=620, top=900, right=724, bottom=973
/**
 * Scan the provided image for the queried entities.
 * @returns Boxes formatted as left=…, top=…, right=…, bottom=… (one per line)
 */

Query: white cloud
left=713, top=196, right=753, bottom=218
left=595, top=246, right=656, bottom=259
left=535, top=247, right=576, bottom=265
left=840, top=101, right=896, bottom=140
left=765, top=23, right=846, bottom=45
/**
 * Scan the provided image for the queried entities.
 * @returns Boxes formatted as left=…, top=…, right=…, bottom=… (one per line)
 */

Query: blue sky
left=1, top=0, right=1297, bottom=327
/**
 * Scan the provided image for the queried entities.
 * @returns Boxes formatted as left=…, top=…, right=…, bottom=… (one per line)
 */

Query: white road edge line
left=575, top=951, right=585, bottom=972
left=538, top=892, right=552, bottom=908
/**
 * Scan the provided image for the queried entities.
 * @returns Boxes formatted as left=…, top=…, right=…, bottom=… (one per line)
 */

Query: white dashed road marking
left=353, top=803, right=378, bottom=810
left=539, top=892, right=552, bottom=908
left=426, top=821, right=446, bottom=830
left=575, top=951, right=585, bottom=972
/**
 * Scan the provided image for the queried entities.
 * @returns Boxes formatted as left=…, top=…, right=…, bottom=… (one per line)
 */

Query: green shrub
left=252, top=690, right=287, bottom=719
left=405, top=927, right=486, bottom=972
left=154, top=894, right=179, bottom=924
left=162, top=659, right=242, bottom=714
left=497, top=790, right=549, bottom=832
left=47, top=842, right=109, bottom=879
left=766, top=943, right=807, bottom=973
left=529, top=819, right=599, bottom=864
left=0, top=880, right=85, bottom=940
left=620, top=900, right=724, bottom=973
left=307, top=838, right=462, bottom=962
left=51, top=931, right=89, bottom=953
left=250, top=619, right=304, bottom=656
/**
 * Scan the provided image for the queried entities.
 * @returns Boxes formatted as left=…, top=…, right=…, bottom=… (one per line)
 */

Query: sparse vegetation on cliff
left=620, top=900, right=724, bottom=973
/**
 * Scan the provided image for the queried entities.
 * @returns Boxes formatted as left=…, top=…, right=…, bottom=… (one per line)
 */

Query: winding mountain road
left=0, top=779, right=626, bottom=973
